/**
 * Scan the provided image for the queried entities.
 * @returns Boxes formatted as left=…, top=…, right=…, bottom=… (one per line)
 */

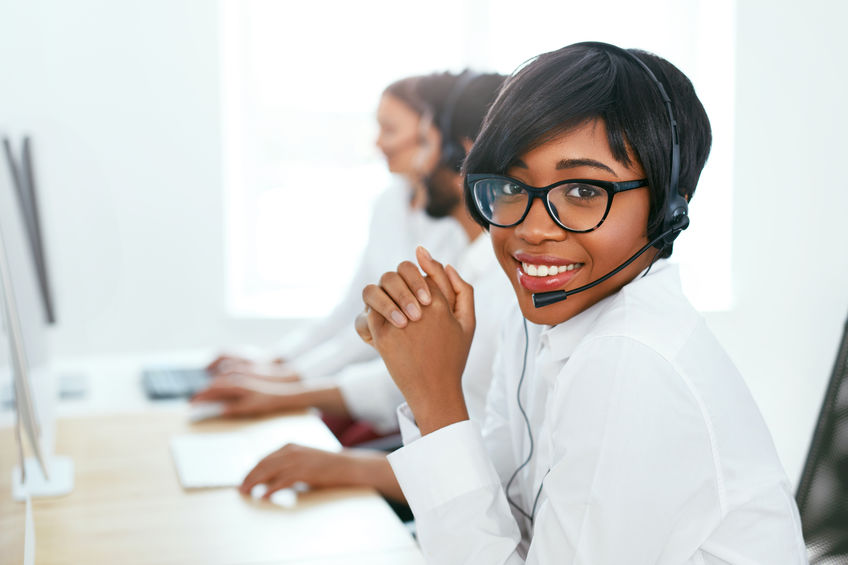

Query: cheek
left=586, top=192, right=651, bottom=265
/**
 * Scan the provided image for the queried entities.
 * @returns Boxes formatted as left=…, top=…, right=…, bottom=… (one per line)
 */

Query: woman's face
left=376, top=94, right=437, bottom=175
left=490, top=119, right=653, bottom=326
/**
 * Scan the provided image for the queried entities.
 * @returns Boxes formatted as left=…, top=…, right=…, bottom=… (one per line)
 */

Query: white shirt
left=388, top=261, right=808, bottom=564
left=278, top=179, right=469, bottom=380
left=338, top=232, right=514, bottom=432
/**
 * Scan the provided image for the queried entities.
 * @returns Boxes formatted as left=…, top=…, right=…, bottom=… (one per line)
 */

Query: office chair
left=796, top=313, right=848, bottom=564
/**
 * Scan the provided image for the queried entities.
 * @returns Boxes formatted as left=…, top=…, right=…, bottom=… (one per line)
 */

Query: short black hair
left=463, top=42, right=712, bottom=258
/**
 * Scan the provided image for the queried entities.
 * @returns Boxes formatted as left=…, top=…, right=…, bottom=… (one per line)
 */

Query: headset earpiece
left=662, top=192, right=690, bottom=246
left=438, top=71, right=479, bottom=172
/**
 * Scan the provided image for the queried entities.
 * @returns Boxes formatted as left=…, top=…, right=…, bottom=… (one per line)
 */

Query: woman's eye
left=565, top=184, right=603, bottom=200
left=498, top=183, right=524, bottom=196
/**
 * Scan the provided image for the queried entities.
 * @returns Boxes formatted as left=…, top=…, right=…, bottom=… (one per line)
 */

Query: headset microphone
left=532, top=219, right=685, bottom=308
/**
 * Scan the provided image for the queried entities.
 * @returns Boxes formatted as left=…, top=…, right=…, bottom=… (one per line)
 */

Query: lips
left=513, top=253, right=584, bottom=293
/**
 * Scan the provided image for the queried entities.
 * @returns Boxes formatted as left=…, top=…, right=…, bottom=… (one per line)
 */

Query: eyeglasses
left=467, top=173, right=649, bottom=233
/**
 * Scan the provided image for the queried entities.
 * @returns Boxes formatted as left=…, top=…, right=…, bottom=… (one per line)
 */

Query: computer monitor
left=0, top=138, right=73, bottom=500
left=2, top=136, right=55, bottom=326
left=0, top=137, right=50, bottom=374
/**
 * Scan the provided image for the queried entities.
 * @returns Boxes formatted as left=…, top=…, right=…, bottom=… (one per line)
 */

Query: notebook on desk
left=170, top=413, right=341, bottom=489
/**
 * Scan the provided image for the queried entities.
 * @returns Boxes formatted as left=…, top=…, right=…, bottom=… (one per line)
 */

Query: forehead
left=509, top=119, right=644, bottom=180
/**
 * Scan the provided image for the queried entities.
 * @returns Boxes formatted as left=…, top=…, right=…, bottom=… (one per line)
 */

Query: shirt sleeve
left=388, top=420, right=526, bottom=565
left=389, top=336, right=725, bottom=565
left=286, top=326, right=378, bottom=381
left=336, top=358, right=404, bottom=434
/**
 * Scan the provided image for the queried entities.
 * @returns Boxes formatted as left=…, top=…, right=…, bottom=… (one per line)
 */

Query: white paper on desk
left=170, top=414, right=341, bottom=489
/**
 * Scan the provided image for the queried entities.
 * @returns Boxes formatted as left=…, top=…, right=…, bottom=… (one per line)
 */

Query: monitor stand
left=11, top=455, right=74, bottom=500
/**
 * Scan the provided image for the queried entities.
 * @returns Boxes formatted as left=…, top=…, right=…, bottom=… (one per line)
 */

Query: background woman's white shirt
left=277, top=177, right=468, bottom=380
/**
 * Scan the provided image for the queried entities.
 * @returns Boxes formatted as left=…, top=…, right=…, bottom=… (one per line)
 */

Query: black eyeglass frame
left=467, top=173, right=649, bottom=233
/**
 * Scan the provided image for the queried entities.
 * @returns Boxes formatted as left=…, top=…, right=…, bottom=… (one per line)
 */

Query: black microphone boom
left=531, top=226, right=677, bottom=308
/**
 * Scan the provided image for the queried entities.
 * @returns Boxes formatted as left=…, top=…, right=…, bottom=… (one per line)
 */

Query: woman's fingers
left=262, top=475, right=298, bottom=499
left=359, top=249, right=465, bottom=336
left=446, top=264, right=476, bottom=334
left=355, top=308, right=374, bottom=345
left=416, top=246, right=456, bottom=308
left=361, top=263, right=428, bottom=329
left=190, top=383, right=242, bottom=403
left=381, top=264, right=426, bottom=322
left=240, top=458, right=273, bottom=494
left=397, top=260, right=431, bottom=306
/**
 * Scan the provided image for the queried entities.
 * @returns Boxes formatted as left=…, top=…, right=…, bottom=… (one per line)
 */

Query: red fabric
left=321, top=413, right=386, bottom=447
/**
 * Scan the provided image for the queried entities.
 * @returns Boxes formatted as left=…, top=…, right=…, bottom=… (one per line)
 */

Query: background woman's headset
left=437, top=70, right=480, bottom=172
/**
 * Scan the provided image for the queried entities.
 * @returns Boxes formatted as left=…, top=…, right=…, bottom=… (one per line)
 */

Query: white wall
left=702, top=1, right=848, bottom=484
left=0, top=0, right=845, bottom=484
left=0, top=0, right=299, bottom=359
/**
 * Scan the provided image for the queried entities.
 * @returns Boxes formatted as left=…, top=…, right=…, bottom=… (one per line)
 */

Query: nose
left=514, top=196, right=567, bottom=244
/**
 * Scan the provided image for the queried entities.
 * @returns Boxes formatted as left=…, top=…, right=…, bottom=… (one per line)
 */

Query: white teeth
left=522, top=262, right=582, bottom=277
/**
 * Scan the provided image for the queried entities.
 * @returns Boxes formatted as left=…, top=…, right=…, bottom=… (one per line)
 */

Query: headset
left=532, top=42, right=690, bottom=308
left=437, top=70, right=480, bottom=172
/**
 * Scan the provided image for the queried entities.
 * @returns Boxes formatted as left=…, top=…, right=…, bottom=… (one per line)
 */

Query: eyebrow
left=512, top=157, right=618, bottom=177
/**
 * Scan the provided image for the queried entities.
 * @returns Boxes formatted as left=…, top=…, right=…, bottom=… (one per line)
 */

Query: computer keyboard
left=142, top=367, right=211, bottom=399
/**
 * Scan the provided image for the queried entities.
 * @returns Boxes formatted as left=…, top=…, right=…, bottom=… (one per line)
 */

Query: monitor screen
left=0, top=154, right=46, bottom=476
left=0, top=139, right=49, bottom=371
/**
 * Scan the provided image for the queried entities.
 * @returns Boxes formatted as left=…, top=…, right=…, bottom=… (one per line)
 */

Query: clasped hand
left=355, top=247, right=475, bottom=435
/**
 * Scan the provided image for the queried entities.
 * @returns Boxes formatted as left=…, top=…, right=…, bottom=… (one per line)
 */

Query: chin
left=511, top=277, right=605, bottom=327
left=508, top=281, right=564, bottom=326
left=517, top=296, right=571, bottom=326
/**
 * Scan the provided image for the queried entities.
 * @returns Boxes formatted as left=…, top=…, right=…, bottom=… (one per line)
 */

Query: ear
left=461, top=137, right=474, bottom=154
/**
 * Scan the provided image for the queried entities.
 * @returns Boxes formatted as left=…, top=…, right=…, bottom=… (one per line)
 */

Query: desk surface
left=0, top=410, right=425, bottom=565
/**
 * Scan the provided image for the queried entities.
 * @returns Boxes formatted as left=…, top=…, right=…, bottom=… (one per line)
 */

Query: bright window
left=221, top=0, right=735, bottom=317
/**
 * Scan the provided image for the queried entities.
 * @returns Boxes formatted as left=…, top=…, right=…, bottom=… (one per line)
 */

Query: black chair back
left=796, top=314, right=848, bottom=563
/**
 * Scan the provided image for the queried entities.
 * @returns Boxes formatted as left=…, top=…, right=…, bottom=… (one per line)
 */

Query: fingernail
left=419, top=246, right=432, bottom=260
left=405, top=303, right=421, bottom=320
left=391, top=311, right=406, bottom=326
left=417, top=289, right=431, bottom=305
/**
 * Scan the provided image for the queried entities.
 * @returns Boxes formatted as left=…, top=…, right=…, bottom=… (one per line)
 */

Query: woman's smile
left=512, top=251, right=584, bottom=292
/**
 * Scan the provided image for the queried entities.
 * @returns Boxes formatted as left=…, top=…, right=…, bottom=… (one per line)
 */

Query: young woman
left=357, top=42, right=807, bottom=563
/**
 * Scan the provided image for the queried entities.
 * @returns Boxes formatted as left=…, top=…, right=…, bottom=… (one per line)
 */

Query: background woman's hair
left=463, top=43, right=712, bottom=258
left=384, top=71, right=506, bottom=145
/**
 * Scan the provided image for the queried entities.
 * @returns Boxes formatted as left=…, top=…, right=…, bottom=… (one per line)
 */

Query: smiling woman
left=358, top=41, right=806, bottom=564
